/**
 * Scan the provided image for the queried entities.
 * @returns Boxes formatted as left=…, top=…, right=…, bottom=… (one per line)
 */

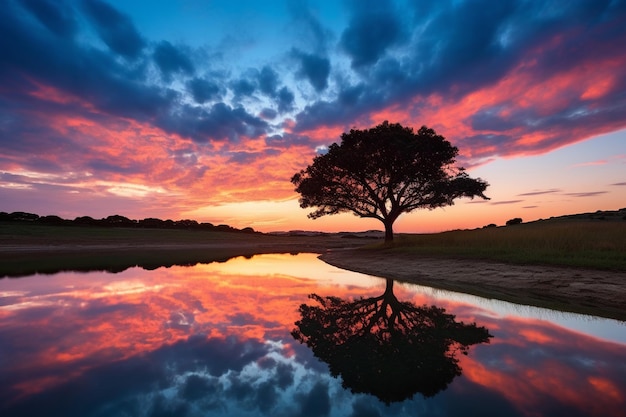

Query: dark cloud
left=1, top=349, right=166, bottom=417
left=256, top=381, right=280, bottom=413
left=518, top=189, right=561, bottom=196
left=153, top=41, right=195, bottom=79
left=277, top=86, right=295, bottom=113
left=231, top=77, right=256, bottom=98
left=338, top=83, right=367, bottom=106
left=258, top=66, right=280, bottom=96
left=229, top=66, right=295, bottom=114
left=160, top=103, right=268, bottom=142
left=0, top=2, right=175, bottom=123
left=154, top=334, right=270, bottom=376
left=180, top=375, right=221, bottom=405
left=148, top=394, right=190, bottom=417
left=225, top=373, right=256, bottom=402
left=490, top=200, right=524, bottom=205
left=228, top=149, right=280, bottom=164
left=349, top=398, right=383, bottom=417
left=411, top=0, right=518, bottom=92
left=227, top=312, right=257, bottom=326
left=292, top=0, right=626, bottom=154
left=239, top=66, right=296, bottom=113
left=292, top=49, right=331, bottom=92
left=298, top=381, right=331, bottom=417
left=19, top=0, right=77, bottom=38
left=340, top=2, right=405, bottom=68
left=564, top=191, right=608, bottom=198
left=287, top=0, right=333, bottom=53
left=370, top=57, right=407, bottom=92
left=2, top=0, right=626, bottom=180
left=260, top=108, right=278, bottom=120
left=186, top=77, right=222, bottom=104
left=265, top=132, right=314, bottom=149
left=294, top=82, right=375, bottom=132
left=470, top=109, right=520, bottom=132
left=81, top=0, right=146, bottom=59
left=611, top=182, right=626, bottom=186
left=456, top=133, right=517, bottom=160
left=274, top=362, right=296, bottom=389
left=87, top=158, right=144, bottom=175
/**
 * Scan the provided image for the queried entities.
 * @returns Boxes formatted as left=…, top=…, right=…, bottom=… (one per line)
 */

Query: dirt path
left=320, top=249, right=626, bottom=322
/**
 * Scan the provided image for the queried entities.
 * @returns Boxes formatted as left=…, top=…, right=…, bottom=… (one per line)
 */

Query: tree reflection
left=292, top=279, right=493, bottom=403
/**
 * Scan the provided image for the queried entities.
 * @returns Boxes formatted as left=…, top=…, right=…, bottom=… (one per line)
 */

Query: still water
left=1, top=253, right=624, bottom=417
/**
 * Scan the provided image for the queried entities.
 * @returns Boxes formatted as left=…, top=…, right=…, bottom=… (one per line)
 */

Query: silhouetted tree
left=6, top=212, right=39, bottom=222
left=138, top=218, right=165, bottom=228
left=37, top=215, right=67, bottom=225
left=292, top=279, right=492, bottom=403
left=291, top=122, right=489, bottom=241
left=174, top=219, right=198, bottom=228
left=506, top=217, right=523, bottom=226
left=73, top=216, right=100, bottom=226
left=104, top=215, right=135, bottom=227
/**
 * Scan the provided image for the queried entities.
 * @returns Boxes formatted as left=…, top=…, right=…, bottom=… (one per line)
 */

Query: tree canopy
left=292, top=279, right=493, bottom=403
left=291, top=121, right=489, bottom=241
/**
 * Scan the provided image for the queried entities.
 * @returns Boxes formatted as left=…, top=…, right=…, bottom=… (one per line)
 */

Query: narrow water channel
left=1, top=253, right=624, bottom=416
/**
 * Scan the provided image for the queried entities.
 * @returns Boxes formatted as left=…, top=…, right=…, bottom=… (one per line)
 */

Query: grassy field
left=0, top=223, right=364, bottom=277
left=0, top=223, right=264, bottom=246
left=387, top=221, right=626, bottom=271
left=1, top=218, right=625, bottom=275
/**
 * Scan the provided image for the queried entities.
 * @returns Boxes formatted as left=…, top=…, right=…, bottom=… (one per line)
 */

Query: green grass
left=0, top=224, right=273, bottom=276
left=0, top=223, right=259, bottom=245
left=2, top=220, right=625, bottom=273
left=0, top=223, right=363, bottom=277
left=386, top=221, right=626, bottom=271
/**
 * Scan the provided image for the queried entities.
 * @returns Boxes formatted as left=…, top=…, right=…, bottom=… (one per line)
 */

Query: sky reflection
left=0, top=253, right=624, bottom=416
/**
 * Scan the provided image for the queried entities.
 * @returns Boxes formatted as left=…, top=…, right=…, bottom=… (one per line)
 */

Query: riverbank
left=2, top=222, right=625, bottom=321
left=320, top=249, right=626, bottom=322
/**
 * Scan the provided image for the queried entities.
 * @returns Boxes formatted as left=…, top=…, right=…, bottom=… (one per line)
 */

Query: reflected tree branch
left=292, top=279, right=493, bottom=403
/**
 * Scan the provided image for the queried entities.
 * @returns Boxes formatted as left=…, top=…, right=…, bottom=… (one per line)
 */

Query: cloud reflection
left=0, top=254, right=624, bottom=416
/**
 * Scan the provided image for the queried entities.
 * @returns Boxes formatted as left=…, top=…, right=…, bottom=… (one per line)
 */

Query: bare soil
left=320, top=249, right=626, bottom=322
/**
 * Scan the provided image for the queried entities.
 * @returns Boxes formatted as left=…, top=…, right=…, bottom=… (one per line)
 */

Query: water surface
left=1, top=253, right=624, bottom=416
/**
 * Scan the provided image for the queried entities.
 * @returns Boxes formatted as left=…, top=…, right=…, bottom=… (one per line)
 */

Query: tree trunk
left=383, top=220, right=394, bottom=242
left=384, top=278, right=394, bottom=295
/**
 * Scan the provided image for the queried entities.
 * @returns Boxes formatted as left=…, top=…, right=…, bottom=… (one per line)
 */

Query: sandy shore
left=320, top=249, right=626, bottom=322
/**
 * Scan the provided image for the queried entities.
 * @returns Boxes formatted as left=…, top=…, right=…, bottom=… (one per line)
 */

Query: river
left=1, top=253, right=624, bottom=416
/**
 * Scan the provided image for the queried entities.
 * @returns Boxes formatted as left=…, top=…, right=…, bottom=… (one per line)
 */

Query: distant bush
left=0, top=211, right=255, bottom=234
left=483, top=223, right=497, bottom=228
left=105, top=215, right=136, bottom=226
left=3, top=211, right=39, bottom=221
left=37, top=215, right=67, bottom=225
left=506, top=218, right=523, bottom=226
left=175, top=219, right=199, bottom=228
left=74, top=216, right=100, bottom=226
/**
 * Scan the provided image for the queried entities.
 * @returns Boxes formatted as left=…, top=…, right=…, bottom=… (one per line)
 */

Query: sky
left=1, top=0, right=625, bottom=233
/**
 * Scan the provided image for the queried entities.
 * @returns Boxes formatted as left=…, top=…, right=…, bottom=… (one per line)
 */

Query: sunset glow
left=1, top=1, right=624, bottom=231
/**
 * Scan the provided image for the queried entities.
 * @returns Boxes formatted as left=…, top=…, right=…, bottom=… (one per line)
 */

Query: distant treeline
left=0, top=211, right=257, bottom=234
